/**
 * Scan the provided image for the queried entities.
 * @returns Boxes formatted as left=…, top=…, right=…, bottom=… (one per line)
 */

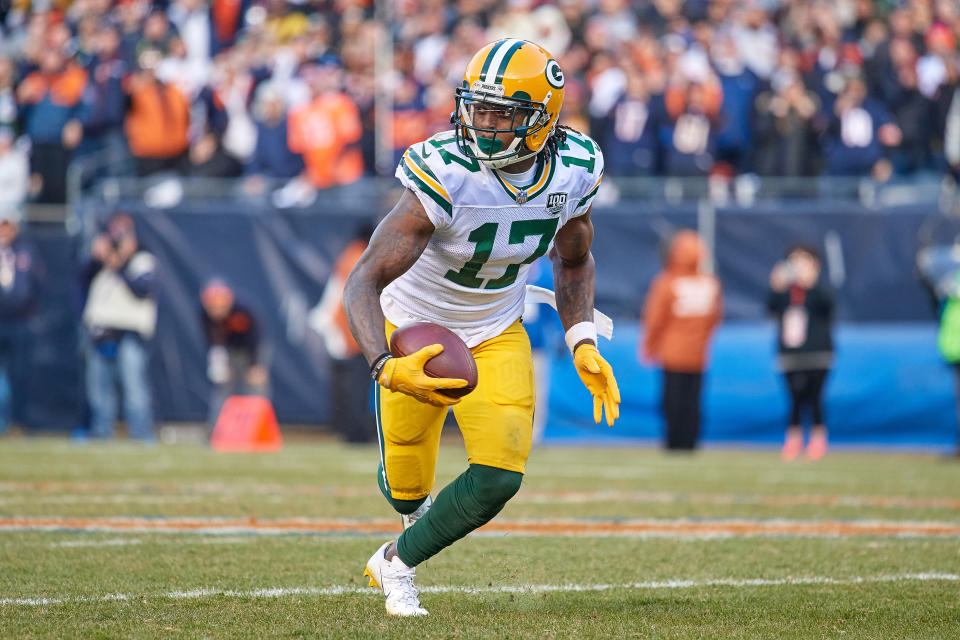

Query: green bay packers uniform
left=378, top=124, right=603, bottom=499
left=362, top=41, right=617, bottom=603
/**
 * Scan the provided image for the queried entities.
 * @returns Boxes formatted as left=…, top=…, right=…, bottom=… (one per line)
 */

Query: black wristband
left=370, top=352, right=393, bottom=381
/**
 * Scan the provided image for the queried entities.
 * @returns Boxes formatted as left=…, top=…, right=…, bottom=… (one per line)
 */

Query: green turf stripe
left=401, top=161, right=452, bottom=215
left=495, top=40, right=526, bottom=84
left=479, top=40, right=507, bottom=79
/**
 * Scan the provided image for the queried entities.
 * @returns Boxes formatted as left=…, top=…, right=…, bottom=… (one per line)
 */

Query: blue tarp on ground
left=545, top=321, right=957, bottom=448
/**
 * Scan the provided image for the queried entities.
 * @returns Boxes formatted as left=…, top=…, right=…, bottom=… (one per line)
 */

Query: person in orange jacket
left=287, top=57, right=364, bottom=191
left=309, top=223, right=375, bottom=443
left=642, top=230, right=723, bottom=450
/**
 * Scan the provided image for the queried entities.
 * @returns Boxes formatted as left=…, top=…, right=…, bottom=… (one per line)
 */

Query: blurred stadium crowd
left=2, top=0, right=960, bottom=206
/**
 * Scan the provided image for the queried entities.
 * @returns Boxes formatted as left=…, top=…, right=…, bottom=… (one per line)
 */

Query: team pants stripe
left=374, top=382, right=388, bottom=492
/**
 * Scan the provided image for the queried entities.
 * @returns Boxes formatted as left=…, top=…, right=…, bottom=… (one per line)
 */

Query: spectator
left=16, top=47, right=89, bottom=202
left=946, top=335, right=960, bottom=454
left=730, top=2, right=778, bottom=80
left=642, top=231, right=723, bottom=451
left=768, top=244, right=834, bottom=462
left=0, top=206, right=41, bottom=434
left=940, top=58, right=960, bottom=181
left=916, top=241, right=960, bottom=457
left=287, top=57, right=363, bottom=191
left=661, top=79, right=721, bottom=176
left=822, top=76, right=902, bottom=179
left=389, top=47, right=429, bottom=167
left=889, top=57, right=934, bottom=174
left=308, top=224, right=373, bottom=444
left=0, top=128, right=29, bottom=206
left=603, top=66, right=663, bottom=176
left=136, top=9, right=179, bottom=61
left=156, top=31, right=208, bottom=101
left=191, top=50, right=257, bottom=178
left=78, top=23, right=129, bottom=175
left=200, top=278, right=269, bottom=431
left=80, top=213, right=157, bottom=442
left=167, top=0, right=213, bottom=71
left=0, top=57, right=18, bottom=134
left=917, top=22, right=954, bottom=100
left=1, top=0, right=960, bottom=191
left=712, top=31, right=760, bottom=172
left=243, top=82, right=304, bottom=194
left=207, top=0, right=249, bottom=56
left=116, top=0, right=151, bottom=67
left=124, top=49, right=191, bottom=177
left=754, top=72, right=820, bottom=176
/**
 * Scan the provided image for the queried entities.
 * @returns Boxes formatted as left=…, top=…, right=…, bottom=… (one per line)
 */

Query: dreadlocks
left=544, top=124, right=581, bottom=158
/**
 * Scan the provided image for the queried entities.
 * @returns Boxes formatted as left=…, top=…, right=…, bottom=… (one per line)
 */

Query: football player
left=343, top=39, right=620, bottom=616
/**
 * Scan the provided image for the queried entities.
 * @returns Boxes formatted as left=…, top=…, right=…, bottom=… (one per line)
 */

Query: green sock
left=397, top=464, right=522, bottom=567
left=377, top=461, right=426, bottom=515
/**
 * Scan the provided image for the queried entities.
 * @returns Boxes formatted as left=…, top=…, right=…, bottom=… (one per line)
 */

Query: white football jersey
left=381, top=129, right=604, bottom=347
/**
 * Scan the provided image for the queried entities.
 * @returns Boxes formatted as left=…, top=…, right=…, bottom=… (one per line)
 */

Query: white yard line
left=1, top=573, right=956, bottom=607
left=0, top=495, right=208, bottom=505
left=42, top=536, right=256, bottom=549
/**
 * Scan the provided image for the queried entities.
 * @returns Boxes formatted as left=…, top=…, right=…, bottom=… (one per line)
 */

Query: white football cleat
left=401, top=495, right=433, bottom=531
left=363, top=540, right=428, bottom=617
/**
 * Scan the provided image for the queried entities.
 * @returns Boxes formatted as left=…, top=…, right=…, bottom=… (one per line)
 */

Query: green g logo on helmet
left=545, top=59, right=564, bottom=89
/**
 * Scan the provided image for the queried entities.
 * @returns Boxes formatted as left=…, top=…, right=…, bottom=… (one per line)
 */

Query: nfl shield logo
left=545, top=192, right=568, bottom=215
left=516, top=190, right=528, bottom=204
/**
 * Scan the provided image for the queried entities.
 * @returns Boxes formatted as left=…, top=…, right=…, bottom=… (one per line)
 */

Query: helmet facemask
left=454, top=83, right=551, bottom=169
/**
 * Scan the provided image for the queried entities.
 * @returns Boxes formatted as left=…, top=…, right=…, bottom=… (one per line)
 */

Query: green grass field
left=1, top=437, right=958, bottom=639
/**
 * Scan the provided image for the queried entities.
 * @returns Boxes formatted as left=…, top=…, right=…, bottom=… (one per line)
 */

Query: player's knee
left=377, top=461, right=428, bottom=515
left=469, top=464, right=523, bottom=510
left=389, top=495, right=427, bottom=515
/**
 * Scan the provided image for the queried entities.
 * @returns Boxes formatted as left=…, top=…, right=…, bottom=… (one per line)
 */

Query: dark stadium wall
left=18, top=199, right=960, bottom=446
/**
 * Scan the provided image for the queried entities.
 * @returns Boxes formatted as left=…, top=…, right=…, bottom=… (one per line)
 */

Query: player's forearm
left=343, top=270, right=390, bottom=366
left=552, top=250, right=596, bottom=338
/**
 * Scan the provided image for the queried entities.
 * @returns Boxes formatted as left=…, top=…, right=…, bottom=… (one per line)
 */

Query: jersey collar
left=491, top=150, right=556, bottom=204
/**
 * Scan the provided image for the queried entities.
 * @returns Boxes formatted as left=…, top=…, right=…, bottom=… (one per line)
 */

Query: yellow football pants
left=376, top=319, right=535, bottom=501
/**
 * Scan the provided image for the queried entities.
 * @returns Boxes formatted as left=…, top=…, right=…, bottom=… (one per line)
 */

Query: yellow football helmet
left=454, top=39, right=565, bottom=169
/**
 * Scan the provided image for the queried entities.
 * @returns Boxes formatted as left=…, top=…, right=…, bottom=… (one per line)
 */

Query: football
left=390, top=322, right=478, bottom=398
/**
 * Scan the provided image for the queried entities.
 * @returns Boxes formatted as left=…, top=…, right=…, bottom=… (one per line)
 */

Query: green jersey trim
left=490, top=150, right=556, bottom=203
left=401, top=149, right=453, bottom=216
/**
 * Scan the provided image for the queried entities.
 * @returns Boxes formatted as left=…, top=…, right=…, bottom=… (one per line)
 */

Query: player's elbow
left=345, top=258, right=382, bottom=295
left=551, top=246, right=593, bottom=269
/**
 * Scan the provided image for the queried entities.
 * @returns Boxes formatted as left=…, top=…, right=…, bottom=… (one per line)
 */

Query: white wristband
left=565, top=322, right=597, bottom=354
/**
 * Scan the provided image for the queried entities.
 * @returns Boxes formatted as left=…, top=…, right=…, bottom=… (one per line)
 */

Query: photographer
left=768, top=245, right=835, bottom=461
left=80, top=213, right=157, bottom=442
left=200, top=278, right=269, bottom=431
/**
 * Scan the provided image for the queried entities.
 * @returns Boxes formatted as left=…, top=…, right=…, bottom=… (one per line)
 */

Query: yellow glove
left=573, top=343, right=621, bottom=427
left=379, top=344, right=468, bottom=407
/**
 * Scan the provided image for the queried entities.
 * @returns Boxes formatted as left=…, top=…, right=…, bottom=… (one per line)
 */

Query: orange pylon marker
left=210, top=396, right=283, bottom=452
